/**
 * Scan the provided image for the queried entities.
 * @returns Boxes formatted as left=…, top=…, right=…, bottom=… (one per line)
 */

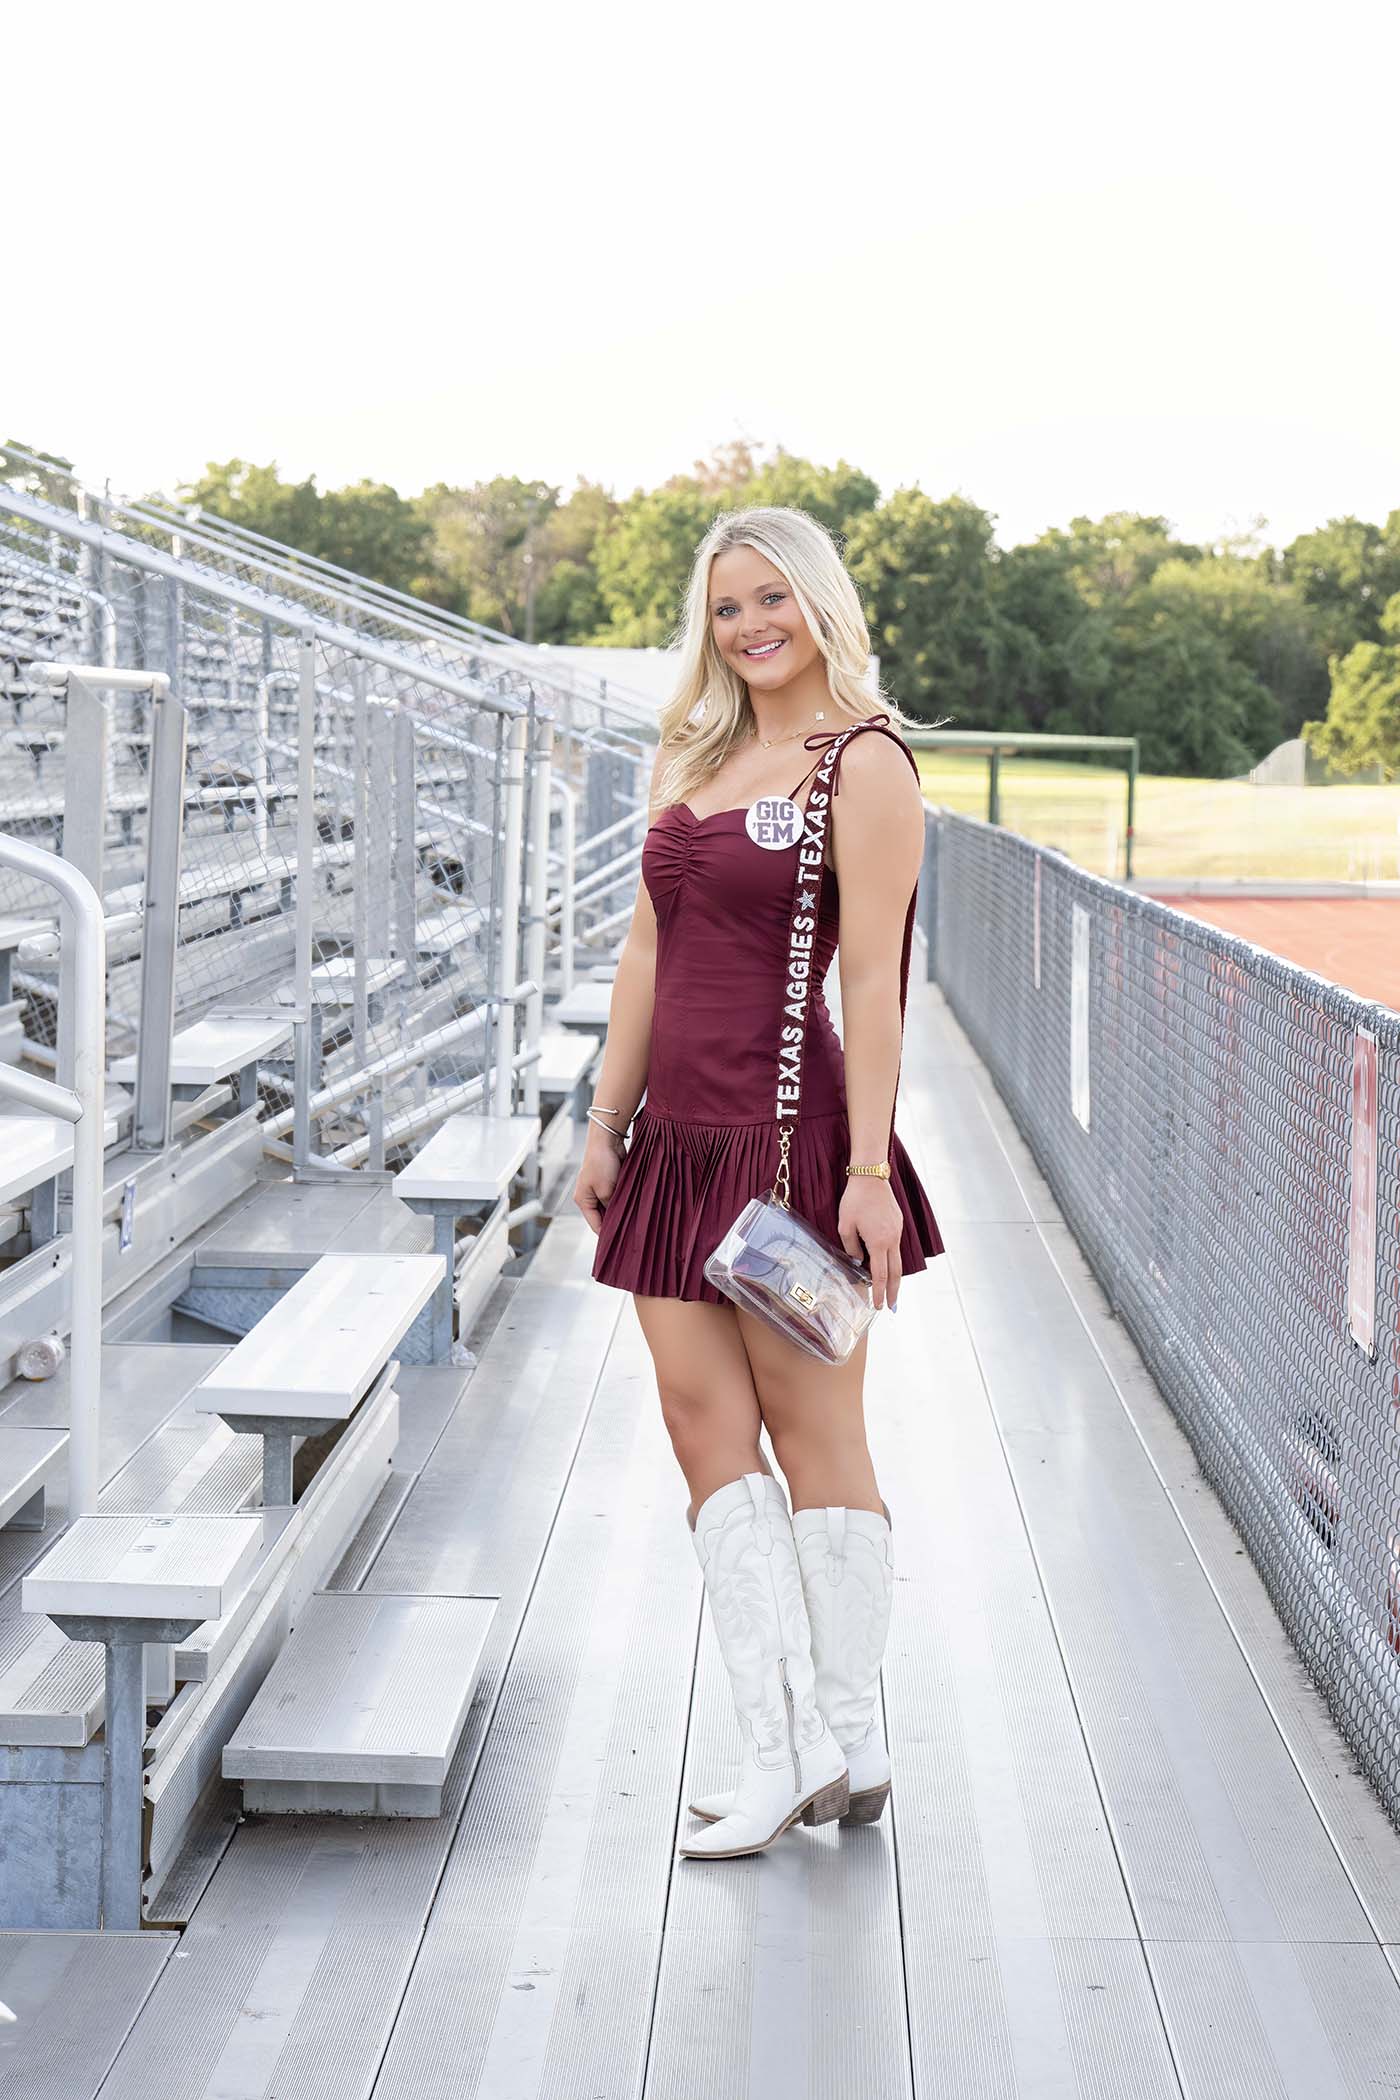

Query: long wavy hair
left=651, top=504, right=952, bottom=814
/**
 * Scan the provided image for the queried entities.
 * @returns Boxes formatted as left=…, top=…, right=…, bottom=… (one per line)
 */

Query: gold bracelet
left=846, top=1161, right=891, bottom=1178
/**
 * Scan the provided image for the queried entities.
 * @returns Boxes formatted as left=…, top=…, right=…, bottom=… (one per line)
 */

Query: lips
left=742, top=639, right=786, bottom=659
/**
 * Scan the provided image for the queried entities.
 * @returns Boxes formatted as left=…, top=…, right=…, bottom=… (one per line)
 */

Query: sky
left=8, top=0, right=1399, bottom=553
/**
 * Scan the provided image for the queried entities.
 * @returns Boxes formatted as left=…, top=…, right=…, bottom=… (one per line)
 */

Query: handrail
left=0, top=438, right=660, bottom=728
left=0, top=489, right=534, bottom=724
left=0, top=833, right=105, bottom=1516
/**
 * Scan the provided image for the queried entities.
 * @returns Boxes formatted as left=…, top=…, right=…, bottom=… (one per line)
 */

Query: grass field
left=914, top=750, right=1400, bottom=882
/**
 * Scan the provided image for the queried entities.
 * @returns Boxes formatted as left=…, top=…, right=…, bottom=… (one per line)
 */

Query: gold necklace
left=750, top=708, right=827, bottom=749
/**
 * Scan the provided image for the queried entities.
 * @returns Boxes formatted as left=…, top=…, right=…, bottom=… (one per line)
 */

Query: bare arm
left=829, top=730, right=926, bottom=1304
left=571, top=742, right=668, bottom=1232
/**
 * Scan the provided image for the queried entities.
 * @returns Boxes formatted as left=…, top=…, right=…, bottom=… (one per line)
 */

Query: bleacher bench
left=193, top=1252, right=443, bottom=1504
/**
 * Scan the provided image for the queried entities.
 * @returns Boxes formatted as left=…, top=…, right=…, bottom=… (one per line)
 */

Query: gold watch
left=845, top=1160, right=891, bottom=1178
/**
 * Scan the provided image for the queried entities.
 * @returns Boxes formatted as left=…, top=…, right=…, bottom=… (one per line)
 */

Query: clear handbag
left=704, top=1192, right=876, bottom=1365
left=703, top=717, right=903, bottom=1366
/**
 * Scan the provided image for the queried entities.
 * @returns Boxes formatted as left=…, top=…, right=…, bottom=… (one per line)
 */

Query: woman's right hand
left=573, top=1128, right=627, bottom=1235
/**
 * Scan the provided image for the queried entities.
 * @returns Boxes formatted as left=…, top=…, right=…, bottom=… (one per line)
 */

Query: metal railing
left=0, top=835, right=105, bottom=1514
left=0, top=496, right=541, bottom=1167
left=0, top=477, right=654, bottom=1008
left=925, top=806, right=1400, bottom=1829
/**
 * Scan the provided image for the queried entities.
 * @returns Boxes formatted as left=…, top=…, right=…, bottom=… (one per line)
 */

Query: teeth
left=745, top=641, right=784, bottom=657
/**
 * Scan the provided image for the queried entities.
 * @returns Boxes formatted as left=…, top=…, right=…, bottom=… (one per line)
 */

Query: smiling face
left=708, top=543, right=823, bottom=691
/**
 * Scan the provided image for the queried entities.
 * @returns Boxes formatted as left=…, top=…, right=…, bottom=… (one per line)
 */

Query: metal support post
left=132, top=683, right=189, bottom=1150
left=399, top=1201, right=459, bottom=1363
left=55, top=677, right=109, bottom=1103
left=292, top=636, right=317, bottom=1175
left=51, top=1614, right=199, bottom=1929
left=495, top=713, right=530, bottom=1118
left=393, top=704, right=417, bottom=981
left=351, top=662, right=371, bottom=1078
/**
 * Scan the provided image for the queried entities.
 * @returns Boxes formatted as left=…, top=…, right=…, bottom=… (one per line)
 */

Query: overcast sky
left=9, top=0, right=1398, bottom=552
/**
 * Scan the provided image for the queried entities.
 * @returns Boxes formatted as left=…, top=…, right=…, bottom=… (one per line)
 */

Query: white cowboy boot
left=689, top=1499, right=894, bottom=1827
left=678, top=1472, right=849, bottom=1859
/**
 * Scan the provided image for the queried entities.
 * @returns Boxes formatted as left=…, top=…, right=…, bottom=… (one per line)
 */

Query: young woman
left=573, top=505, right=946, bottom=1860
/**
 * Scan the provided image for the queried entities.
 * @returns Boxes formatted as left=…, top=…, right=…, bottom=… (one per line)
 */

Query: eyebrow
left=709, top=580, right=786, bottom=608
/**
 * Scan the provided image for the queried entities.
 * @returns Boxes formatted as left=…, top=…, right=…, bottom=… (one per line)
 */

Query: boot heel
left=800, top=1771, right=850, bottom=1826
left=840, top=1780, right=891, bottom=1825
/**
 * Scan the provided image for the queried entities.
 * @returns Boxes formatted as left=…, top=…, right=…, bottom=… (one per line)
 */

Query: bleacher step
left=192, top=1252, right=442, bottom=1420
left=0, top=1424, right=68, bottom=1530
left=0, top=1114, right=72, bottom=1206
left=110, top=1012, right=292, bottom=1090
left=552, top=981, right=614, bottom=1031
left=537, top=1028, right=599, bottom=1096
left=394, top=1111, right=540, bottom=1206
left=222, top=1589, right=496, bottom=1814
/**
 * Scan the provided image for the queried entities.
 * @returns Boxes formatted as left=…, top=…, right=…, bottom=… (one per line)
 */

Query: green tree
left=1, top=439, right=77, bottom=505
left=174, top=459, right=323, bottom=553
left=1302, top=595, right=1400, bottom=778
left=844, top=489, right=1013, bottom=724
left=416, top=477, right=559, bottom=636
left=1031, top=512, right=1200, bottom=608
left=994, top=537, right=1115, bottom=737
left=1106, top=598, right=1279, bottom=774
left=592, top=480, right=720, bottom=646
left=172, top=459, right=432, bottom=598
left=1279, top=515, right=1400, bottom=661
left=1137, top=551, right=1327, bottom=741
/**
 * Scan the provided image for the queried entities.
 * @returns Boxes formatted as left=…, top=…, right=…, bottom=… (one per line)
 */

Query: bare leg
left=632, top=1295, right=779, bottom=1526
left=733, top=1313, right=883, bottom=1516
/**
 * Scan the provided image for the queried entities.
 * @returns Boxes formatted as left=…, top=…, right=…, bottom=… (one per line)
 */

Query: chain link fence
left=927, top=807, right=1400, bottom=1830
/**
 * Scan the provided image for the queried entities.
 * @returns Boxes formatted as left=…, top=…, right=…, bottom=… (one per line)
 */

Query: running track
left=1152, top=893, right=1400, bottom=1013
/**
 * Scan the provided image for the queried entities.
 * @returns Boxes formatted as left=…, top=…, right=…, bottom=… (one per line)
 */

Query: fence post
left=919, top=804, right=940, bottom=982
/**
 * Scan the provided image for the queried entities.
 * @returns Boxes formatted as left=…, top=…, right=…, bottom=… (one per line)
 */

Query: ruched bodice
left=641, top=798, right=847, bottom=1124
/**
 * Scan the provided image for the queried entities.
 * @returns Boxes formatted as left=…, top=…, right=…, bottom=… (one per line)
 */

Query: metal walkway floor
left=8, top=974, right=1400, bottom=2099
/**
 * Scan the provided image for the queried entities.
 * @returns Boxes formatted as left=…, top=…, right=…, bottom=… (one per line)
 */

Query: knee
left=765, top=1408, right=864, bottom=1481
left=657, top=1379, right=724, bottom=1450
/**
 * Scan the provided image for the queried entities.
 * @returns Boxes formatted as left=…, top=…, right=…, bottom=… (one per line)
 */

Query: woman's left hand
left=837, top=1178, right=903, bottom=1311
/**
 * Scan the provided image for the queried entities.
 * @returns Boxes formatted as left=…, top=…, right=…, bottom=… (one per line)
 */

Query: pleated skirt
left=590, top=1101, right=944, bottom=1304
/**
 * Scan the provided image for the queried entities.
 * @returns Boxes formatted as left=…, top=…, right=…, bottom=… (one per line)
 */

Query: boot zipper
left=757, top=1501, right=803, bottom=1797
left=778, top=1653, right=802, bottom=1797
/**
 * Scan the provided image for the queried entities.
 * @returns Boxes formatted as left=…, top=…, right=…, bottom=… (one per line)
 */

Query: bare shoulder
left=837, top=720, right=921, bottom=807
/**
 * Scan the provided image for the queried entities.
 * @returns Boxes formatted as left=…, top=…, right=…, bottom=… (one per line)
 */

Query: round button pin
left=744, top=795, right=803, bottom=850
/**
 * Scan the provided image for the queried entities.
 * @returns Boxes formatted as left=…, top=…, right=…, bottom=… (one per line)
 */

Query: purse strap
left=769, top=714, right=923, bottom=1210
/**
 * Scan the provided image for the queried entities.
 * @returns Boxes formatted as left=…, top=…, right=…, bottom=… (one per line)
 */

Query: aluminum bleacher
left=0, top=443, right=652, bottom=1960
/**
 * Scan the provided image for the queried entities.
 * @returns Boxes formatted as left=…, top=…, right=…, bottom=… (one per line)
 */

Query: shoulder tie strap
left=788, top=713, right=921, bottom=801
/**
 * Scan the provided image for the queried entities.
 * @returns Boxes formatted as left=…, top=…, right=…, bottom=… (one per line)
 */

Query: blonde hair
left=652, top=504, right=950, bottom=813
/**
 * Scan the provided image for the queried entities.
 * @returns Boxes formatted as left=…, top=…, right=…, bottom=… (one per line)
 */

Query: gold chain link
left=771, top=1123, right=793, bottom=1210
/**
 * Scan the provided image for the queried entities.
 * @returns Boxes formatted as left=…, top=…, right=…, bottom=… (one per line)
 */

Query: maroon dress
left=590, top=715, right=945, bottom=1303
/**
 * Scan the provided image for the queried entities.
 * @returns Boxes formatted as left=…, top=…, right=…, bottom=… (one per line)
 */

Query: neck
left=746, top=664, right=835, bottom=743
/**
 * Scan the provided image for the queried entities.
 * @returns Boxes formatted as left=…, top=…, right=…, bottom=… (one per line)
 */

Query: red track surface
left=1153, top=895, right=1400, bottom=1012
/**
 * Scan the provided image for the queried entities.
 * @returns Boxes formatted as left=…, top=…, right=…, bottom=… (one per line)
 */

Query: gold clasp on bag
left=789, top=1281, right=816, bottom=1308
left=770, top=1123, right=793, bottom=1211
